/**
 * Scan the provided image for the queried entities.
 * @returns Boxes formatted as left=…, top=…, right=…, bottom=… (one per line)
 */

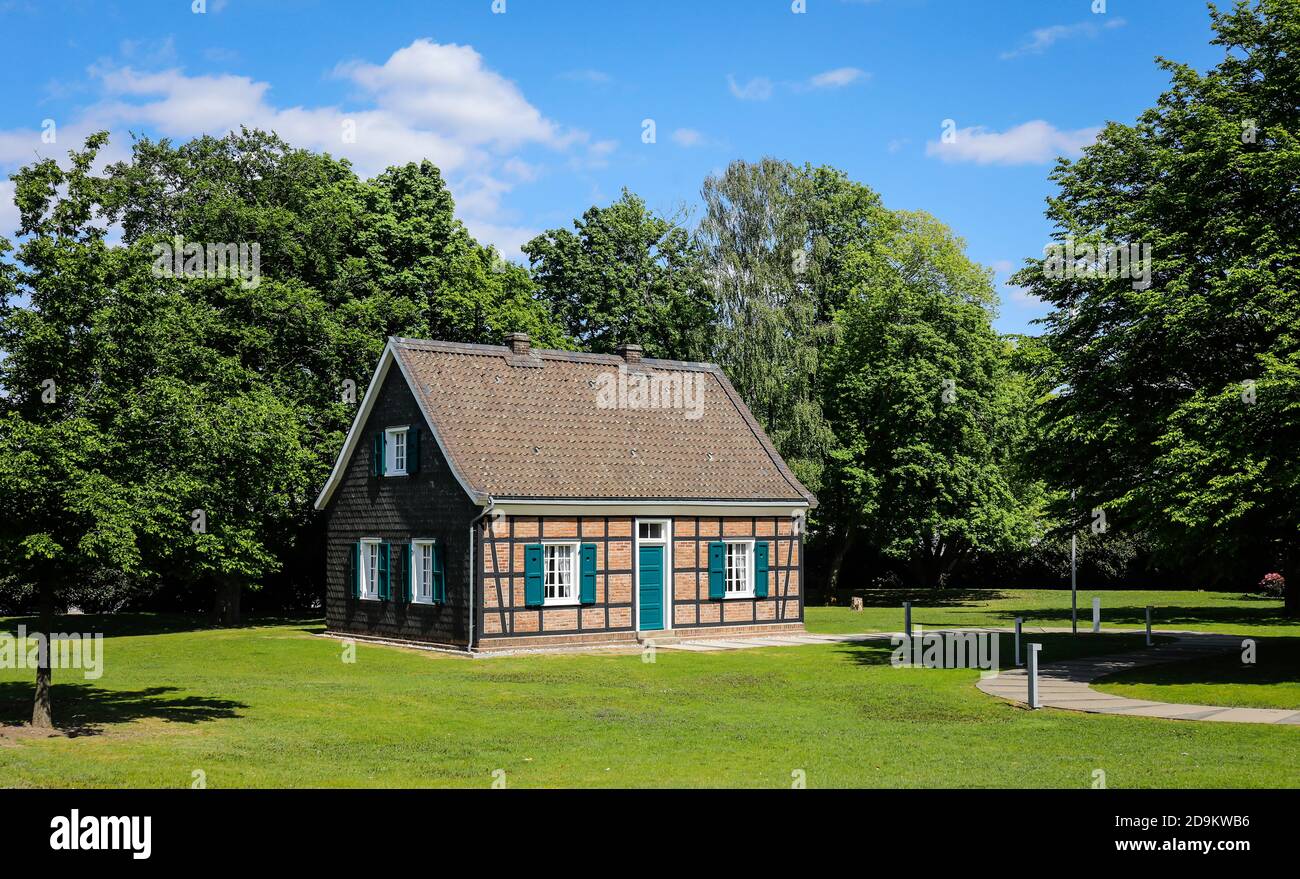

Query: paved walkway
left=654, top=626, right=1299, bottom=726
left=650, top=631, right=888, bottom=652
left=975, top=630, right=1300, bottom=726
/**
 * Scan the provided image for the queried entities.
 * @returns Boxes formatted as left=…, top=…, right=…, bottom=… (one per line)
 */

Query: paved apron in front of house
left=650, top=626, right=1300, bottom=726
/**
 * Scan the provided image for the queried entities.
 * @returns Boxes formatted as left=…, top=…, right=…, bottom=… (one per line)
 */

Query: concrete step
left=637, top=630, right=679, bottom=645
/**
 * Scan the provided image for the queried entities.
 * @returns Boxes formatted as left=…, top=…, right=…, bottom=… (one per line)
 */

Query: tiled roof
left=391, top=337, right=814, bottom=504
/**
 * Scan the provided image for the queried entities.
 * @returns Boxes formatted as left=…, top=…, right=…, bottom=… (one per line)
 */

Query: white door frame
left=633, top=518, right=672, bottom=632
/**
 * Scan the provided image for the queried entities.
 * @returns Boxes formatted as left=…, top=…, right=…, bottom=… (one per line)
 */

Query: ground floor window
left=360, top=539, right=382, bottom=600
left=725, top=541, right=753, bottom=596
left=411, top=540, right=435, bottom=603
left=544, top=543, right=577, bottom=604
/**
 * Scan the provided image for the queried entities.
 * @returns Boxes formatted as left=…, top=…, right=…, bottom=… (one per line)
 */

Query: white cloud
left=925, top=120, right=1099, bottom=166
left=502, top=157, right=540, bottom=181
left=809, top=67, right=867, bottom=89
left=335, top=39, right=575, bottom=150
left=463, top=218, right=538, bottom=262
left=727, top=74, right=773, bottom=101
left=1001, top=18, right=1126, bottom=60
left=0, top=39, right=603, bottom=256
left=558, top=69, right=611, bottom=85
left=0, top=180, right=19, bottom=241
left=731, top=68, right=869, bottom=100
left=672, top=128, right=704, bottom=147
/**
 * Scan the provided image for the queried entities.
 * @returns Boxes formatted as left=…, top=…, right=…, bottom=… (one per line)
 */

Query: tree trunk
left=31, top=581, right=53, bottom=728
left=213, top=577, right=243, bottom=626
left=825, top=527, right=856, bottom=597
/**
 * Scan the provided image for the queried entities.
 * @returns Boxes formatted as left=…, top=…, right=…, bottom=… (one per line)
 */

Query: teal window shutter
left=349, top=541, right=360, bottom=599
left=754, top=541, right=769, bottom=598
left=378, top=542, right=391, bottom=600
left=524, top=544, right=544, bottom=607
left=708, top=541, right=726, bottom=599
left=579, top=544, right=597, bottom=605
left=372, top=432, right=386, bottom=476
left=406, top=542, right=415, bottom=603
left=431, top=542, right=446, bottom=604
left=407, top=427, right=420, bottom=475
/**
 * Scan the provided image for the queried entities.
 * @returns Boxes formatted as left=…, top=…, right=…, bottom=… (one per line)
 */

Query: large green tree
left=1013, top=0, right=1300, bottom=613
left=821, top=211, right=1041, bottom=588
left=0, top=129, right=567, bottom=725
left=523, top=189, right=715, bottom=360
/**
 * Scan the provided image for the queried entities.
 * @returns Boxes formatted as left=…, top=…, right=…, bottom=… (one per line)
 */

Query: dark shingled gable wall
left=323, top=365, right=479, bottom=646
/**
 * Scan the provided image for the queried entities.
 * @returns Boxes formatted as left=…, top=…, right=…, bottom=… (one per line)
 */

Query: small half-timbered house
left=314, top=333, right=815, bottom=652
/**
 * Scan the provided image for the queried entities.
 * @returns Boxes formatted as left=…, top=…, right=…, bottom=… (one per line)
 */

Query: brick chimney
left=504, top=332, right=531, bottom=356
left=616, top=342, right=643, bottom=364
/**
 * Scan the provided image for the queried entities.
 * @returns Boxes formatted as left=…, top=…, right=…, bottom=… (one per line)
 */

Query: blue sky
left=0, top=0, right=1223, bottom=334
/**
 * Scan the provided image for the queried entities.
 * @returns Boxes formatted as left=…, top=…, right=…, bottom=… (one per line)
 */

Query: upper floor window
left=385, top=427, right=408, bottom=476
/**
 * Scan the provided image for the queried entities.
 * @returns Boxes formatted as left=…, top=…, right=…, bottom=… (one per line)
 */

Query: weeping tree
left=696, top=159, right=890, bottom=494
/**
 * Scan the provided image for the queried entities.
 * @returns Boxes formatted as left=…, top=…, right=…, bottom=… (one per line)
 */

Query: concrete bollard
left=904, top=601, right=912, bottom=638
left=1092, top=596, right=1101, bottom=633
left=1027, top=643, right=1043, bottom=709
left=1146, top=606, right=1153, bottom=646
left=1014, top=617, right=1023, bottom=667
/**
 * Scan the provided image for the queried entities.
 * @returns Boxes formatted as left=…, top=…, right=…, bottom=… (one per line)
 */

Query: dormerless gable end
left=314, top=336, right=816, bottom=511
left=313, top=341, right=487, bottom=510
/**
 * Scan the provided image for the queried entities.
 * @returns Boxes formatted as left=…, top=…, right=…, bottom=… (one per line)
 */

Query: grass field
left=806, top=587, right=1300, bottom=636
left=0, top=589, right=1296, bottom=788
left=1094, top=637, right=1300, bottom=711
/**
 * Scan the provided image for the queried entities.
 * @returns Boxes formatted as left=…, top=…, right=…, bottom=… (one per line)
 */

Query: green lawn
left=0, top=589, right=1296, bottom=789
left=807, top=587, right=1298, bottom=637
left=1094, top=637, right=1300, bottom=711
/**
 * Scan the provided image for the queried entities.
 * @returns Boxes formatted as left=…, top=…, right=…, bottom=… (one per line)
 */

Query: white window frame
left=410, top=539, right=437, bottom=604
left=384, top=426, right=409, bottom=476
left=542, top=541, right=581, bottom=607
left=723, top=539, right=754, bottom=598
left=359, top=538, right=383, bottom=601
left=638, top=521, right=664, bottom=541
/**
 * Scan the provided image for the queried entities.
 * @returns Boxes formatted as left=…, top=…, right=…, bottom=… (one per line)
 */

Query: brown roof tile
left=392, top=337, right=814, bottom=505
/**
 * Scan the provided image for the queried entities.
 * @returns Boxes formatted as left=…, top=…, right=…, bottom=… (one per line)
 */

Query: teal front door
left=638, top=545, right=664, bottom=631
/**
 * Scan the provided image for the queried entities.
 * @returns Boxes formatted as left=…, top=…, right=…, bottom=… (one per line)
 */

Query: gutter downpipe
left=468, top=497, right=495, bottom=653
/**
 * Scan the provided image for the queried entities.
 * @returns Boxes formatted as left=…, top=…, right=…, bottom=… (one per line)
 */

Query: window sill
left=383, top=472, right=408, bottom=478
left=543, top=599, right=580, bottom=608
left=724, top=593, right=755, bottom=600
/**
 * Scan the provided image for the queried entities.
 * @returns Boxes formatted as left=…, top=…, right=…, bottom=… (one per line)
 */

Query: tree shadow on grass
left=822, top=588, right=1015, bottom=609
left=0, top=682, right=246, bottom=737
left=982, top=604, right=1295, bottom=630
left=1100, top=638, right=1300, bottom=690
left=835, top=632, right=1162, bottom=669
left=0, top=614, right=324, bottom=640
